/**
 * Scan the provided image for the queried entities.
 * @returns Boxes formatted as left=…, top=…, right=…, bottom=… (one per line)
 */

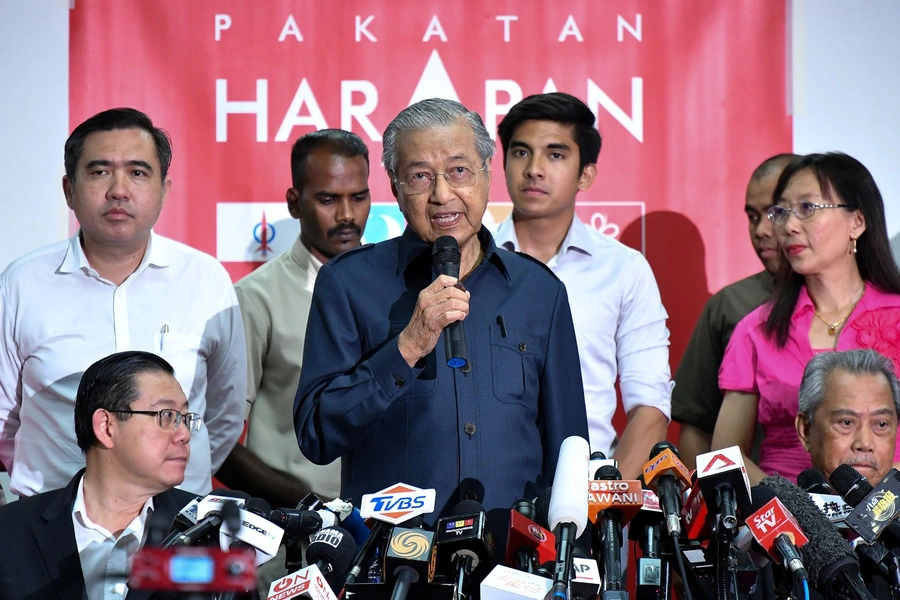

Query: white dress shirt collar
left=59, top=230, right=170, bottom=276
left=493, top=212, right=594, bottom=266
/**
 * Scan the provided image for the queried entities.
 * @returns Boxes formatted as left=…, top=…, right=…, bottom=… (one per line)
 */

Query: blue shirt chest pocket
left=490, top=324, right=542, bottom=407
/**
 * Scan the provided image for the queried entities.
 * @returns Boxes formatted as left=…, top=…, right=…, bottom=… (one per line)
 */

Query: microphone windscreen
left=245, top=498, right=272, bottom=517
left=453, top=499, right=486, bottom=516
left=761, top=474, right=856, bottom=587
left=797, top=468, right=832, bottom=494
left=534, top=487, right=552, bottom=529
left=432, top=235, right=461, bottom=278
left=749, top=485, right=778, bottom=513
left=548, top=436, right=590, bottom=536
left=594, top=465, right=622, bottom=481
left=829, top=464, right=871, bottom=506
left=307, top=527, right=358, bottom=576
left=649, top=440, right=679, bottom=460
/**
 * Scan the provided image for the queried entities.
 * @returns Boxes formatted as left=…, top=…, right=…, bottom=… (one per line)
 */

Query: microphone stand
left=711, top=514, right=737, bottom=600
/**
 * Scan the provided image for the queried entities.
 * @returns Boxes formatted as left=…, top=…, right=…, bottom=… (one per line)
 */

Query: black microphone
left=798, top=468, right=833, bottom=494
left=432, top=500, right=495, bottom=598
left=162, top=489, right=250, bottom=548
left=593, top=465, right=627, bottom=595
left=432, top=235, right=467, bottom=369
left=383, top=524, right=434, bottom=600
left=761, top=474, right=875, bottom=600
left=306, top=526, right=358, bottom=589
left=831, top=465, right=900, bottom=548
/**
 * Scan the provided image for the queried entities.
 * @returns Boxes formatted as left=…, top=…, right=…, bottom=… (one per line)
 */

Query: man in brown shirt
left=673, top=154, right=798, bottom=469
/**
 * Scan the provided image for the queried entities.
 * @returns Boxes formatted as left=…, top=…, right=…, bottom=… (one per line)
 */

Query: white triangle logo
left=408, top=49, right=460, bottom=105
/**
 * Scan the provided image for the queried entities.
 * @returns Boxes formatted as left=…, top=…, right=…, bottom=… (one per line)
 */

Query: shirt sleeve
left=539, top=283, right=590, bottom=482
left=293, top=263, right=422, bottom=465
left=0, top=276, right=22, bottom=471
left=234, top=284, right=267, bottom=415
left=672, top=297, right=727, bottom=432
left=616, top=253, right=673, bottom=418
left=718, top=312, right=760, bottom=395
left=204, top=282, right=249, bottom=473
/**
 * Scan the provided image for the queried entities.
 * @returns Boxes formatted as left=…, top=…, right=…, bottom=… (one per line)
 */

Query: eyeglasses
left=766, top=201, right=850, bottom=225
left=394, top=165, right=487, bottom=196
left=110, top=409, right=202, bottom=433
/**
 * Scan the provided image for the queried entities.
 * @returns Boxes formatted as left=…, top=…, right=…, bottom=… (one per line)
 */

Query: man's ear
left=92, top=409, right=116, bottom=450
left=63, top=176, right=74, bottom=209
left=578, top=163, right=597, bottom=192
left=286, top=188, right=301, bottom=219
left=795, top=413, right=812, bottom=452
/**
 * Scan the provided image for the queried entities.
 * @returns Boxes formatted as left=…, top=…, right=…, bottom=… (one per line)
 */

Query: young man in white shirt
left=0, top=351, right=198, bottom=599
left=493, top=92, right=672, bottom=479
left=0, top=108, right=246, bottom=497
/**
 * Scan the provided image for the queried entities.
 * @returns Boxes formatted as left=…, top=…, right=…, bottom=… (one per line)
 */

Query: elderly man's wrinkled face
left=390, top=119, right=490, bottom=271
left=797, top=370, right=898, bottom=485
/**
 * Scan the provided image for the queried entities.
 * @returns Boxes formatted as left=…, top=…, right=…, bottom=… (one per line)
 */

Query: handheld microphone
left=642, top=441, right=691, bottom=537
left=589, top=450, right=617, bottom=475
left=547, top=436, right=590, bottom=600
left=831, top=465, right=900, bottom=547
left=163, top=490, right=250, bottom=548
left=158, top=494, right=204, bottom=548
left=433, top=235, right=467, bottom=369
left=432, top=500, right=495, bottom=597
left=695, top=445, right=752, bottom=530
left=505, top=500, right=556, bottom=572
left=761, top=474, right=875, bottom=600
left=591, top=465, right=640, bottom=595
left=628, top=486, right=668, bottom=598
left=571, top=557, right=603, bottom=600
left=306, top=526, right=357, bottom=589
left=746, top=485, right=809, bottom=581
left=383, top=524, right=435, bottom=600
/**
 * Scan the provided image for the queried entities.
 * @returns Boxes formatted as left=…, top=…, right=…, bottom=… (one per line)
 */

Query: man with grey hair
left=796, top=349, right=900, bottom=485
left=294, top=98, right=588, bottom=540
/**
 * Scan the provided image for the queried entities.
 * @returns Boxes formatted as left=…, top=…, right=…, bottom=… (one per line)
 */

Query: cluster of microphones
left=123, top=436, right=900, bottom=600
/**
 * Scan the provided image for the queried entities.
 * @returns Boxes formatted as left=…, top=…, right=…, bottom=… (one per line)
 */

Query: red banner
left=70, top=0, right=791, bottom=369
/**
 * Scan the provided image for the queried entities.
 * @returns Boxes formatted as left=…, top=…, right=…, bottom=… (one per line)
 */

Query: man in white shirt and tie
left=0, top=108, right=247, bottom=497
left=493, top=92, right=672, bottom=479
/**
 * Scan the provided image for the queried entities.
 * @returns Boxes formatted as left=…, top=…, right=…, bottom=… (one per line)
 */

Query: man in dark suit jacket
left=0, top=351, right=199, bottom=599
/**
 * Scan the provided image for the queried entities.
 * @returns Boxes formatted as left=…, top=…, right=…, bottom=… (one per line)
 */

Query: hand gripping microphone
left=761, top=474, right=875, bottom=600
left=433, top=235, right=467, bottom=369
left=433, top=500, right=495, bottom=598
left=641, top=441, right=691, bottom=537
left=831, top=465, right=900, bottom=546
left=306, top=526, right=357, bottom=590
left=746, top=485, right=809, bottom=582
left=591, top=465, right=640, bottom=598
left=547, top=435, right=590, bottom=600
left=695, top=445, right=752, bottom=530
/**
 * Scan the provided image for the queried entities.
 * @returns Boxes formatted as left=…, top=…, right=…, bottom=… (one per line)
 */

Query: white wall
left=792, top=0, right=900, bottom=251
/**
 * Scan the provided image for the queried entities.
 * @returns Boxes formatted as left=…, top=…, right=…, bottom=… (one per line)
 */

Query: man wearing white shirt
left=0, top=108, right=246, bottom=497
left=0, top=351, right=197, bottom=599
left=493, top=93, right=672, bottom=479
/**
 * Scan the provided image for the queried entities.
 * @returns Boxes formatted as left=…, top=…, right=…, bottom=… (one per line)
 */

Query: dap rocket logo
left=253, top=211, right=276, bottom=257
left=359, top=483, right=436, bottom=524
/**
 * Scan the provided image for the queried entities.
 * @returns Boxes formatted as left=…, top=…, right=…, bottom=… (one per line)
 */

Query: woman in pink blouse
left=712, top=152, right=900, bottom=484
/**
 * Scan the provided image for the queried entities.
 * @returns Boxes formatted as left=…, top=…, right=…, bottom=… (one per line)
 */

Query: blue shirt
left=294, top=227, right=588, bottom=537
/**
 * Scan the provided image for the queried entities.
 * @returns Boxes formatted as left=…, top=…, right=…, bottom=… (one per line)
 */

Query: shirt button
left=464, top=423, right=476, bottom=435
left=394, top=377, right=405, bottom=388
left=518, top=343, right=527, bottom=352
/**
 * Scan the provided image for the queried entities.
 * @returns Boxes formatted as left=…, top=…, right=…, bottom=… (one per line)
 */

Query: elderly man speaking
left=293, top=98, right=588, bottom=538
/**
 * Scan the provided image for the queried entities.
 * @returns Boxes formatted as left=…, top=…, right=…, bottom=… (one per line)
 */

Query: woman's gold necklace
left=813, top=286, right=866, bottom=335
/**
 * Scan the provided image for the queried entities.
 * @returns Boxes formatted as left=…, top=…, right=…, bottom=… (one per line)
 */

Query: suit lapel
left=34, top=473, right=87, bottom=600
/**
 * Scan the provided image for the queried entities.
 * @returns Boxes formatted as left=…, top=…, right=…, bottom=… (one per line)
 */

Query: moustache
left=328, top=224, right=362, bottom=238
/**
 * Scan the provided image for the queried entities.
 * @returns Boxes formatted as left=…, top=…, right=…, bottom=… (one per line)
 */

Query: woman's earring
left=852, top=237, right=858, bottom=254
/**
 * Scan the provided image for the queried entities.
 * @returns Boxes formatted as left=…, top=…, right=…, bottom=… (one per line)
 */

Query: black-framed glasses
left=394, top=164, right=487, bottom=195
left=766, top=201, right=850, bottom=224
left=110, top=409, right=202, bottom=433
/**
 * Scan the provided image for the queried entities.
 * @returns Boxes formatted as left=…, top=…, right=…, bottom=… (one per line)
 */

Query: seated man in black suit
left=0, top=351, right=198, bottom=599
